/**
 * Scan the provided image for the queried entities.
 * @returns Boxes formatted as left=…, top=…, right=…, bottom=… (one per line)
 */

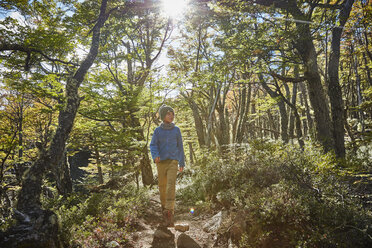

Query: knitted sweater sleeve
left=177, top=127, right=185, bottom=167
left=150, top=128, right=160, bottom=161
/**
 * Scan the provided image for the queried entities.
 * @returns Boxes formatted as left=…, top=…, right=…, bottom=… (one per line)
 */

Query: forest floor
left=127, top=193, right=217, bottom=248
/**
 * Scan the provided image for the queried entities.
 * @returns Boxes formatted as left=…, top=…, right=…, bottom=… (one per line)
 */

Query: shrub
left=46, top=184, right=149, bottom=247
left=179, top=140, right=372, bottom=247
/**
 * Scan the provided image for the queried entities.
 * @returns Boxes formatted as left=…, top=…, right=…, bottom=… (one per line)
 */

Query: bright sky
left=154, top=0, right=190, bottom=73
left=161, top=0, right=189, bottom=20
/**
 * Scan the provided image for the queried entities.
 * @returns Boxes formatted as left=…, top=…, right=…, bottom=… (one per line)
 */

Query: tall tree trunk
left=327, top=0, right=354, bottom=157
left=288, top=82, right=297, bottom=141
left=216, top=83, right=230, bottom=150
left=299, top=81, right=313, bottom=136
left=55, top=149, right=73, bottom=196
left=94, top=146, right=104, bottom=184
left=354, top=52, right=365, bottom=132
left=250, top=88, right=257, bottom=139
left=190, top=99, right=206, bottom=147
left=206, top=85, right=220, bottom=147
left=276, top=85, right=305, bottom=150
left=188, top=142, right=195, bottom=164
left=294, top=24, right=333, bottom=152
left=0, top=1, right=109, bottom=247
left=236, top=82, right=251, bottom=143
left=236, top=84, right=247, bottom=143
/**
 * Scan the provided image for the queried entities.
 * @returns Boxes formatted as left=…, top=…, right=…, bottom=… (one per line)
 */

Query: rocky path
left=127, top=194, right=216, bottom=248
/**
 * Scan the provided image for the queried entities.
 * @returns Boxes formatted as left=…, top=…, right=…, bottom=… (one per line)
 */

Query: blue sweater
left=150, top=125, right=185, bottom=167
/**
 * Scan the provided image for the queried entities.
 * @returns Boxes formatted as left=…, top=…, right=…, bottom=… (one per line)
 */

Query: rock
left=152, top=227, right=175, bottom=248
left=203, top=211, right=225, bottom=233
left=106, top=240, right=120, bottom=247
left=175, top=223, right=190, bottom=232
left=0, top=208, right=61, bottom=248
left=177, top=233, right=201, bottom=248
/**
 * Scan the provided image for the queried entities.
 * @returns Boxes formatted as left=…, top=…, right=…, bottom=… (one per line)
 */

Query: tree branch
left=267, top=71, right=306, bottom=83
left=0, top=43, right=79, bottom=69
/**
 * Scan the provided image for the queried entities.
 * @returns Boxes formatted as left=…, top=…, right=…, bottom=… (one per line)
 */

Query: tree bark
left=299, top=81, right=313, bottom=135
left=288, top=81, right=297, bottom=141
left=94, top=146, right=104, bottom=184
left=55, top=149, right=73, bottom=196
left=236, top=82, right=251, bottom=143
left=295, top=27, right=333, bottom=152
left=327, top=0, right=354, bottom=157
left=190, top=98, right=206, bottom=147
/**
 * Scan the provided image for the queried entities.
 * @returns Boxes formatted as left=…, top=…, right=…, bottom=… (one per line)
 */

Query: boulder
left=177, top=233, right=201, bottom=248
left=151, top=227, right=175, bottom=248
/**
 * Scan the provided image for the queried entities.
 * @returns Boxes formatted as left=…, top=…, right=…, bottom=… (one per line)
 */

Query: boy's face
left=163, top=111, right=174, bottom=124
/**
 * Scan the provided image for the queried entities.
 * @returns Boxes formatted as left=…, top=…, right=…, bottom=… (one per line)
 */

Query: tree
left=0, top=0, right=109, bottom=246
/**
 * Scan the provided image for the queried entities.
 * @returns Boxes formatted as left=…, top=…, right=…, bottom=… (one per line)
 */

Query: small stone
left=175, top=223, right=190, bottom=232
left=106, top=241, right=120, bottom=247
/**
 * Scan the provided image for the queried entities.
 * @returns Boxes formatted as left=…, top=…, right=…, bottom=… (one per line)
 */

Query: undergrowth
left=178, top=140, right=372, bottom=247
left=43, top=184, right=149, bottom=247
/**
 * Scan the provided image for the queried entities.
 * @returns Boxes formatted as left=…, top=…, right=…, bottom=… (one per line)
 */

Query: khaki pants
left=156, top=159, right=178, bottom=211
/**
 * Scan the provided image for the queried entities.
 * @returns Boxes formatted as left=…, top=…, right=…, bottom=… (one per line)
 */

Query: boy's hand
left=179, top=167, right=183, bottom=173
left=155, top=157, right=160, bottom=163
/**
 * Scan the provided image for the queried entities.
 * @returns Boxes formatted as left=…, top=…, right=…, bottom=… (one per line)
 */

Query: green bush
left=179, top=140, right=372, bottom=247
left=48, top=184, right=149, bottom=247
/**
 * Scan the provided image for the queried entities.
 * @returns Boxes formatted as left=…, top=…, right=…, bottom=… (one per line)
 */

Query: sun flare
left=161, top=0, right=188, bottom=19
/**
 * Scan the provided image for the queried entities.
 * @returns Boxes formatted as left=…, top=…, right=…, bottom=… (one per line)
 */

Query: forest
left=0, top=0, right=371, bottom=247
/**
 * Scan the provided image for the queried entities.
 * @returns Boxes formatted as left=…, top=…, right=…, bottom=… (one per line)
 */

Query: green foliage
left=179, top=141, right=372, bottom=247
left=45, top=184, right=149, bottom=247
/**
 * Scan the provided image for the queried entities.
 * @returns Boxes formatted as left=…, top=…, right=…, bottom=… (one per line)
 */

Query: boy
left=150, top=105, right=185, bottom=227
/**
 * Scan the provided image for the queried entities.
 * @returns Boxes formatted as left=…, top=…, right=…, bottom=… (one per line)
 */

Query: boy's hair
left=159, top=105, right=174, bottom=121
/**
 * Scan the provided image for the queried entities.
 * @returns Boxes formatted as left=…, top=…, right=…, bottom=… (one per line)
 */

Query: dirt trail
left=128, top=193, right=215, bottom=248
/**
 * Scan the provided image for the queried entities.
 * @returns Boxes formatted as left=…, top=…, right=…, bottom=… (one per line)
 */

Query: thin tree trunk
left=259, top=74, right=289, bottom=143
left=236, top=84, right=247, bottom=143
left=188, top=142, right=195, bottom=164
left=94, top=146, right=104, bottom=184
left=299, top=82, right=313, bottom=135
left=206, top=85, right=220, bottom=147
left=354, top=52, right=365, bottom=132
left=299, top=84, right=308, bottom=138
left=288, top=82, right=297, bottom=141
left=184, top=96, right=206, bottom=147
left=327, top=0, right=354, bottom=157
left=274, top=82, right=305, bottom=150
